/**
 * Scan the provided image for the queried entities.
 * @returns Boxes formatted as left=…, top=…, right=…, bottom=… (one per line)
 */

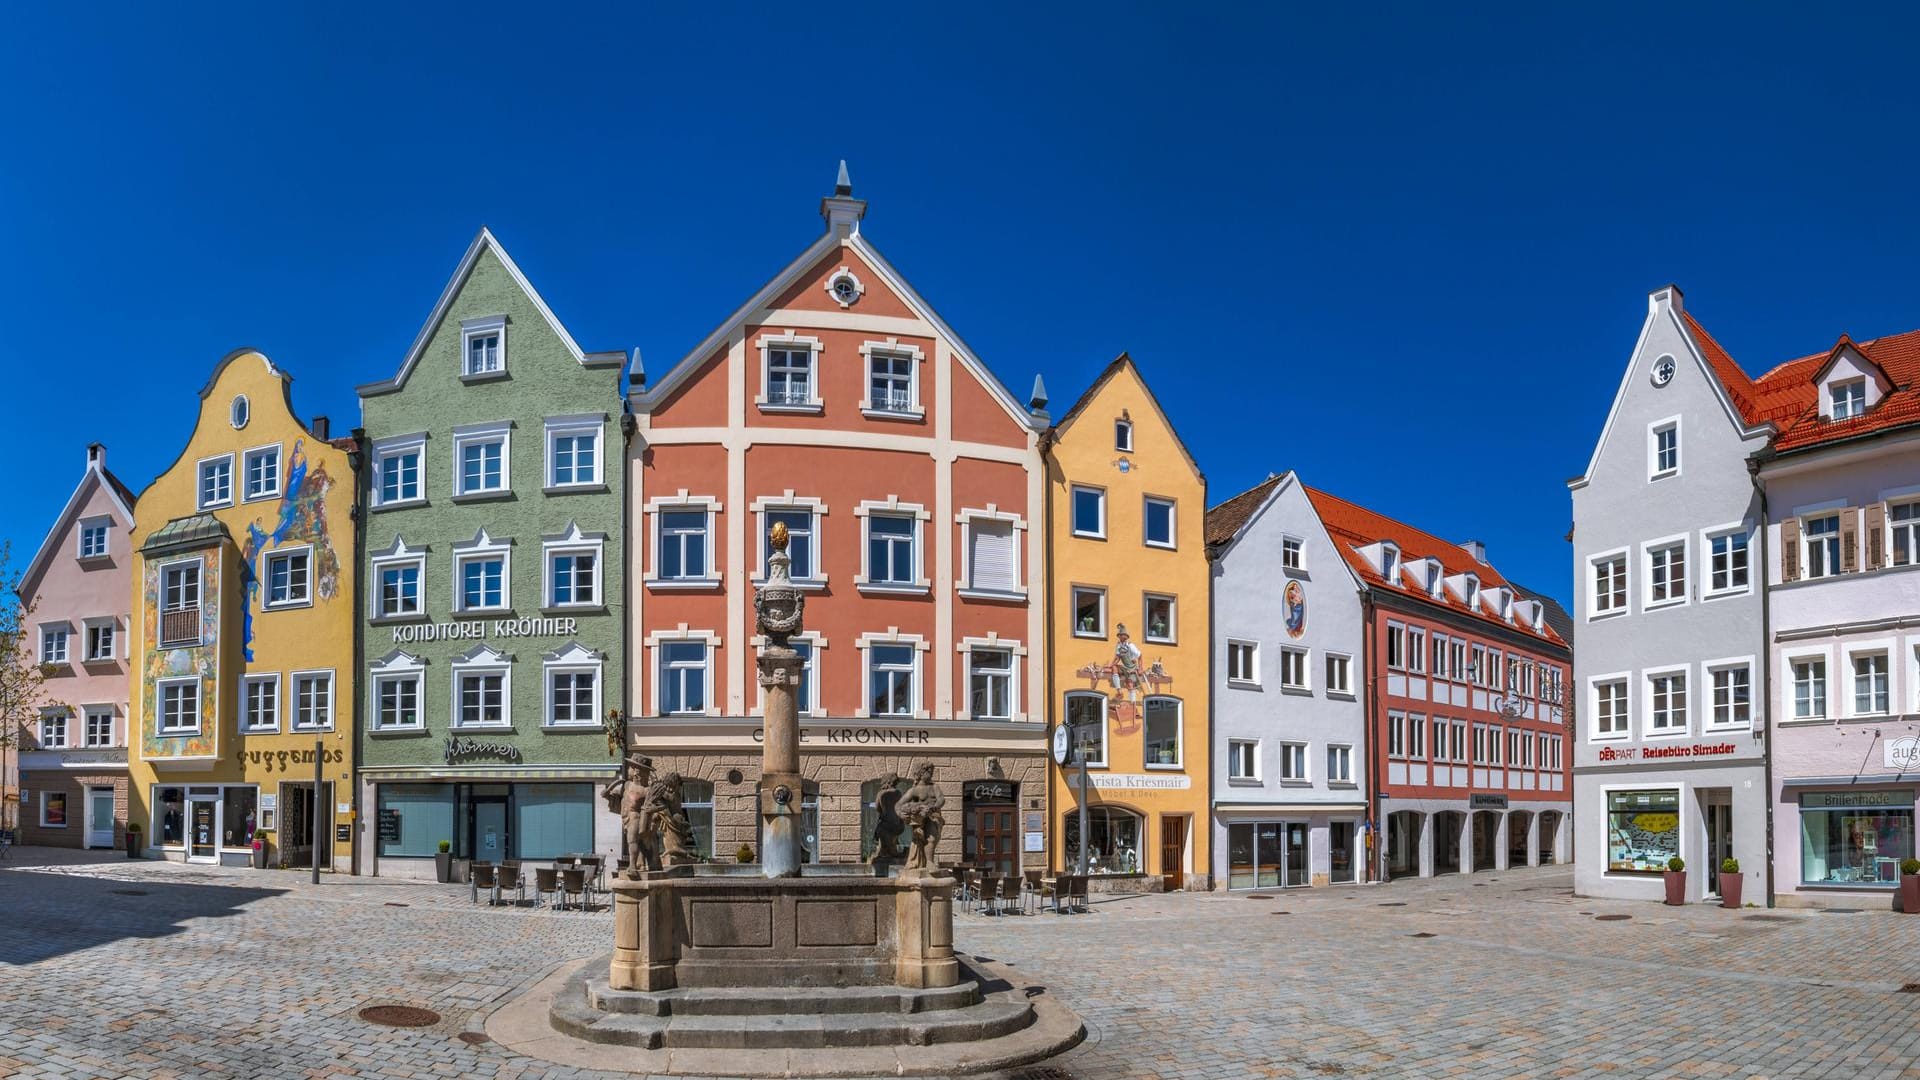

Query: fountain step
left=586, top=979, right=982, bottom=1017
left=558, top=1000, right=1037, bottom=1050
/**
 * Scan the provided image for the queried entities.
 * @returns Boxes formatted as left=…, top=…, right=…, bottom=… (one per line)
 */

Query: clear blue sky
left=6, top=5, right=1920, bottom=607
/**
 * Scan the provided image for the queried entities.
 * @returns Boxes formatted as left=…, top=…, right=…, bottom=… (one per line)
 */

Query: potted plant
left=251, top=836, right=268, bottom=870
left=434, top=840, right=453, bottom=884
left=1719, top=857, right=1742, bottom=908
left=1663, top=856, right=1686, bottom=906
left=1901, top=858, right=1920, bottom=913
left=736, top=843, right=756, bottom=865
left=125, top=821, right=143, bottom=859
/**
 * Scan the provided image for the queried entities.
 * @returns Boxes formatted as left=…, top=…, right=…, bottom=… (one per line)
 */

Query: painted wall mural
left=1284, top=580, right=1306, bottom=639
left=1075, top=626, right=1173, bottom=736
left=240, top=440, right=340, bottom=661
left=140, top=553, right=220, bottom=760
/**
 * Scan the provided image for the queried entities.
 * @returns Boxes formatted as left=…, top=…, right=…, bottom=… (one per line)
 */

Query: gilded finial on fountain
left=770, top=521, right=789, bottom=552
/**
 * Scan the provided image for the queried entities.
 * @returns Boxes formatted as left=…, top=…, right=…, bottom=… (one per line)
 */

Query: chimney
left=312, top=416, right=331, bottom=441
left=87, top=442, right=105, bottom=469
left=1458, top=539, right=1488, bottom=565
left=820, top=160, right=867, bottom=238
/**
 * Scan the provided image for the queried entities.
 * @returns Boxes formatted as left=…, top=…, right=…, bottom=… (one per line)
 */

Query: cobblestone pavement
left=4, top=847, right=1920, bottom=1079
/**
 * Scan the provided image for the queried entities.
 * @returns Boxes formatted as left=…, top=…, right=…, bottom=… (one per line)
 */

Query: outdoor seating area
left=947, top=865, right=1092, bottom=916
left=468, top=854, right=608, bottom=910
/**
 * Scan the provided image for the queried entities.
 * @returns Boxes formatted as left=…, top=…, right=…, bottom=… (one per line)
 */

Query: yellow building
left=127, top=350, right=357, bottom=869
left=1044, top=355, right=1211, bottom=889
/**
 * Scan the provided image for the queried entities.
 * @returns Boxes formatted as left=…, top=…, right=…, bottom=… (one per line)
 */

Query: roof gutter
left=1746, top=455, right=1775, bottom=909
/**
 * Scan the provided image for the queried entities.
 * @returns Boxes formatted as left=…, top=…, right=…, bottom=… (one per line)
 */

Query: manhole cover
left=111, top=889, right=149, bottom=896
left=1409, top=932, right=1436, bottom=938
left=359, top=1005, right=440, bottom=1027
left=1244, top=894, right=1274, bottom=899
left=1378, top=902, right=1406, bottom=907
left=457, top=1031, right=492, bottom=1044
left=1595, top=914, right=1632, bottom=922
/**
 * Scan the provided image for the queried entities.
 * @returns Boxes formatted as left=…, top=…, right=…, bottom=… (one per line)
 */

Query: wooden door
left=969, top=804, right=1017, bottom=877
left=1160, top=816, right=1186, bottom=890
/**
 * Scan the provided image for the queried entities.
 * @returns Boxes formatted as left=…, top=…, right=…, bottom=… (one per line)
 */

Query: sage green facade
left=353, top=231, right=626, bottom=876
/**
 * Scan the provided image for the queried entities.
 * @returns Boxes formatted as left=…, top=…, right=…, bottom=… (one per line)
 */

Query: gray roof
left=1508, top=580, right=1574, bottom=646
left=140, top=513, right=232, bottom=555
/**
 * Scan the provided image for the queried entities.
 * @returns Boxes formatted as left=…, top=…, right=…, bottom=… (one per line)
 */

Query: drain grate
left=359, top=1005, right=441, bottom=1028
left=384, top=902, right=409, bottom=908
left=1409, top=931, right=1437, bottom=938
left=1006, top=1067, right=1076, bottom=1080
left=1824, top=908, right=1863, bottom=915
left=1378, top=902, right=1406, bottom=907
left=1244, top=894, right=1274, bottom=900
left=1743, top=914, right=1792, bottom=922
left=457, top=1031, right=492, bottom=1044
left=110, top=889, right=149, bottom=896
left=1271, top=910, right=1292, bottom=915
left=1595, top=914, right=1632, bottom=922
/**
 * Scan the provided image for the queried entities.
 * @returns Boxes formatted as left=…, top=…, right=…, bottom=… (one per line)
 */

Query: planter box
left=1902, top=874, right=1920, bottom=913
left=435, top=852, right=454, bottom=884
left=1663, top=871, right=1686, bottom=906
left=1719, top=871, right=1743, bottom=909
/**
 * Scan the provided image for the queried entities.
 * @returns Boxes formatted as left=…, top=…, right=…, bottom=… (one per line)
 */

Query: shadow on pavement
left=0, top=864, right=285, bottom=965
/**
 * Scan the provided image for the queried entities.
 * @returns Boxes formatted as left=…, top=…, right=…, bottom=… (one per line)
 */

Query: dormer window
left=1381, top=543, right=1399, bottom=581
left=461, top=316, right=507, bottom=380
left=1115, top=417, right=1133, bottom=453
left=1831, top=378, right=1866, bottom=420
left=1462, top=574, right=1478, bottom=609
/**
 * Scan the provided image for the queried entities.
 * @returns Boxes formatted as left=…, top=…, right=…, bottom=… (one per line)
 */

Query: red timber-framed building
left=1306, top=489, right=1573, bottom=880
left=623, top=167, right=1051, bottom=876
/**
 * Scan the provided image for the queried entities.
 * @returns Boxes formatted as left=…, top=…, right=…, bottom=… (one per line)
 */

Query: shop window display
left=221, top=787, right=258, bottom=849
left=1606, top=789, right=1679, bottom=873
left=1063, top=807, right=1142, bottom=874
left=1799, top=791, right=1914, bottom=886
left=157, top=786, right=186, bottom=846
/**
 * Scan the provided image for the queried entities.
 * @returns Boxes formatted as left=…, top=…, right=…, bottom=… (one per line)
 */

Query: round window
left=230, top=395, right=250, bottom=429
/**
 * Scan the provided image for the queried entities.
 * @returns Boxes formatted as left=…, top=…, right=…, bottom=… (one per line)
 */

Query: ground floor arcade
left=1381, top=797, right=1571, bottom=880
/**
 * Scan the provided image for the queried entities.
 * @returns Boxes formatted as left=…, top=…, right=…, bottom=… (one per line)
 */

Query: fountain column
left=755, top=524, right=806, bottom=878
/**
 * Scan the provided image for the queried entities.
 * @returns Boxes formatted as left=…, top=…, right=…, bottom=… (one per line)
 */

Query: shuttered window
left=966, top=520, right=1018, bottom=594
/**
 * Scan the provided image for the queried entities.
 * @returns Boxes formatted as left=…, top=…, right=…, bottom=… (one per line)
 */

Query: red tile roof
left=1303, top=486, right=1568, bottom=648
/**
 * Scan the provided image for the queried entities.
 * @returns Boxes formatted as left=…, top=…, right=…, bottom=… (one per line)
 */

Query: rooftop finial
left=835, top=160, right=852, bottom=197
left=820, top=161, right=868, bottom=237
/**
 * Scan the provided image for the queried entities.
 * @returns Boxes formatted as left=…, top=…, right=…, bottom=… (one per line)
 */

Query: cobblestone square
left=3, top=849, right=1918, bottom=1080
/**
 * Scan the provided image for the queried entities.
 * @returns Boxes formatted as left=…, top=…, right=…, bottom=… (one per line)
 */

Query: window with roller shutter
left=964, top=519, right=1019, bottom=595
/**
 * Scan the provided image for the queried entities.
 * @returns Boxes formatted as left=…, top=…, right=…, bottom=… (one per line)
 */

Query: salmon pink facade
left=626, top=169, right=1050, bottom=875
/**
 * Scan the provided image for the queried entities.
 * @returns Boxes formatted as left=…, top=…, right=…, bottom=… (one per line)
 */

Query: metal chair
left=1023, top=870, right=1043, bottom=914
left=471, top=861, right=498, bottom=905
left=998, top=876, right=1024, bottom=916
left=533, top=866, right=560, bottom=908
left=1067, top=874, right=1090, bottom=913
left=496, top=862, right=526, bottom=907
left=559, top=867, right=587, bottom=911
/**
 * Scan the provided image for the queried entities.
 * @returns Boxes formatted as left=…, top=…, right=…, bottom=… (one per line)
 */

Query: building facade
left=1205, top=472, right=1368, bottom=889
left=625, top=169, right=1050, bottom=874
left=1569, top=287, right=1769, bottom=903
left=354, top=229, right=627, bottom=878
left=1045, top=356, right=1210, bottom=890
left=126, top=351, right=358, bottom=868
left=14, top=444, right=138, bottom=849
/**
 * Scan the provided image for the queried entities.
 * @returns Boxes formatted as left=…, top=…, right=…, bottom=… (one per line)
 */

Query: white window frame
left=369, top=537, right=427, bottom=621
left=1142, top=592, right=1177, bottom=645
left=542, top=642, right=604, bottom=728
left=750, top=492, right=828, bottom=586
left=1327, top=743, right=1354, bottom=786
left=955, top=506, right=1025, bottom=599
left=240, top=673, right=281, bottom=734
left=1071, top=585, right=1108, bottom=639
left=371, top=433, right=428, bottom=509
left=1325, top=652, right=1354, bottom=697
left=1142, top=495, right=1178, bottom=550
left=77, top=516, right=111, bottom=560
left=1279, top=647, right=1310, bottom=692
left=1063, top=690, right=1109, bottom=769
left=451, top=421, right=511, bottom=499
left=241, top=444, right=282, bottom=502
left=958, top=635, right=1025, bottom=722
left=1643, top=665, right=1691, bottom=739
left=460, top=314, right=507, bottom=380
left=39, top=623, right=71, bottom=665
left=156, top=676, right=202, bottom=735
left=1226, top=639, right=1260, bottom=687
left=645, top=628, right=720, bottom=718
left=83, top=706, right=114, bottom=748
left=1701, top=656, right=1755, bottom=732
left=1888, top=498, right=1920, bottom=568
left=263, top=544, right=313, bottom=610
left=755, top=331, right=823, bottom=413
left=1831, top=377, right=1867, bottom=420
left=1141, top=695, right=1183, bottom=770
left=451, top=529, right=512, bottom=614
left=1802, top=512, right=1843, bottom=580
left=1846, top=641, right=1895, bottom=718
left=751, top=630, right=825, bottom=718
left=542, top=522, right=605, bottom=610
left=1642, top=534, right=1689, bottom=610
left=368, top=651, right=426, bottom=732
left=1070, top=485, right=1107, bottom=540
left=1588, top=548, right=1629, bottom=619
left=1406, top=627, right=1426, bottom=674
left=859, top=339, right=925, bottom=419
left=544, top=414, right=606, bottom=491
left=1701, top=522, right=1752, bottom=598
left=290, top=670, right=335, bottom=732
left=855, top=498, right=931, bottom=594
left=1647, top=415, right=1681, bottom=480
left=39, top=708, right=69, bottom=749
left=855, top=630, right=930, bottom=720
left=1226, top=738, right=1259, bottom=782
left=1783, top=646, right=1832, bottom=722
left=646, top=491, right=723, bottom=590
left=1277, top=741, right=1309, bottom=783
left=1281, top=535, right=1305, bottom=571
left=449, top=644, right=513, bottom=730
left=196, top=453, right=234, bottom=510
left=82, top=617, right=117, bottom=662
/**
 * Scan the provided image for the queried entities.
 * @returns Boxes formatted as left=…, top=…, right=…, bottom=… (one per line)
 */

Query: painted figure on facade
left=869, top=771, right=907, bottom=865
left=240, top=440, right=341, bottom=661
left=1284, top=579, right=1306, bottom=639
left=894, top=763, right=944, bottom=872
left=1075, top=624, right=1172, bottom=736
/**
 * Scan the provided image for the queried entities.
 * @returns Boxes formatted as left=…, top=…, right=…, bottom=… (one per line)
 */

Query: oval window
left=230, top=395, right=250, bottom=429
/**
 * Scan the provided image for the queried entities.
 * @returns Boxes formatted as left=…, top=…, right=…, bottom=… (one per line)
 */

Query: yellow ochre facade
left=127, top=350, right=358, bottom=869
left=1044, top=355, right=1212, bottom=889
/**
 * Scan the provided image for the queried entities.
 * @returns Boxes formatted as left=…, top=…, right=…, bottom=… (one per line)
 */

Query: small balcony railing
left=766, top=387, right=812, bottom=406
left=159, top=607, right=201, bottom=648
left=870, top=389, right=912, bottom=413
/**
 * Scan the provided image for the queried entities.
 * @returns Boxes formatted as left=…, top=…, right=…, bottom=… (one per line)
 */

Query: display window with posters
left=1800, top=790, right=1915, bottom=887
left=42, top=791, right=67, bottom=827
left=1606, top=789, right=1679, bottom=873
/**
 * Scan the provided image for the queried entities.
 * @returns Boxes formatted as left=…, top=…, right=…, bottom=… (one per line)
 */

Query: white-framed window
left=84, top=707, right=113, bottom=748
left=264, top=547, right=312, bottom=609
left=1386, top=622, right=1406, bottom=670
left=543, top=643, right=602, bottom=727
left=78, top=518, right=110, bottom=559
left=1281, top=536, right=1304, bottom=571
left=452, top=530, right=511, bottom=614
left=543, top=523, right=604, bottom=609
left=1431, top=634, right=1450, bottom=679
left=1226, top=738, right=1258, bottom=780
left=752, top=495, right=825, bottom=584
left=452, top=422, right=511, bottom=498
left=1791, top=655, right=1828, bottom=720
left=1449, top=640, right=1467, bottom=682
left=241, top=674, right=280, bottom=734
left=372, top=434, right=426, bottom=508
left=646, top=493, right=720, bottom=587
left=659, top=643, right=708, bottom=715
left=1142, top=593, right=1176, bottom=644
left=242, top=444, right=281, bottom=501
left=291, top=671, right=334, bottom=731
left=461, top=315, right=506, bottom=378
left=1278, top=742, right=1308, bottom=782
left=1646, top=538, right=1687, bottom=607
left=867, top=643, right=918, bottom=718
left=1325, top=653, right=1353, bottom=696
left=39, top=709, right=68, bottom=749
left=368, top=651, right=425, bottom=731
left=1143, top=696, right=1182, bottom=768
left=856, top=499, right=929, bottom=591
left=1890, top=501, right=1920, bottom=567
left=1706, top=660, right=1752, bottom=730
left=1705, top=526, right=1750, bottom=595
left=1648, top=416, right=1680, bottom=479
left=1279, top=647, right=1309, bottom=691
left=157, top=677, right=201, bottom=734
left=1065, top=691, right=1107, bottom=768
left=1832, top=378, right=1867, bottom=420
left=957, top=508, right=1023, bottom=598
left=451, top=646, right=512, bottom=729
left=967, top=647, right=1015, bottom=722
left=159, top=559, right=202, bottom=646
left=1070, top=485, right=1106, bottom=539
left=1406, top=713, right=1425, bottom=758
left=39, top=624, right=70, bottom=665
left=545, top=415, right=605, bottom=489
left=757, top=333, right=822, bottom=411
left=197, top=454, right=234, bottom=509
left=1327, top=744, right=1353, bottom=784
left=1143, top=496, right=1177, bottom=549
left=1113, top=417, right=1133, bottom=452
left=1647, top=669, right=1689, bottom=735
left=1852, top=651, right=1890, bottom=716
left=1589, top=550, right=1628, bottom=616
left=1072, top=586, right=1107, bottom=638
left=1803, top=514, right=1841, bottom=579
left=1387, top=712, right=1406, bottom=758
left=860, top=341, right=923, bottom=418
left=83, top=619, right=116, bottom=661
left=371, top=539, right=425, bottom=620
left=1226, top=639, right=1259, bottom=685
left=1406, top=627, right=1426, bottom=674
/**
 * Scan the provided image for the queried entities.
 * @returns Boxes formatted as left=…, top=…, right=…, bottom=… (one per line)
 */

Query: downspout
left=1038, top=429, right=1057, bottom=877
left=348, top=428, right=368, bottom=877
left=1748, top=455, right=1774, bottom=908
left=1362, top=588, right=1379, bottom=882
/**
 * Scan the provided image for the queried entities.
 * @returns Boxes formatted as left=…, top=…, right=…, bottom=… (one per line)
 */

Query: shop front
left=152, top=783, right=262, bottom=867
left=1214, top=805, right=1365, bottom=890
left=1775, top=785, right=1916, bottom=908
left=1575, top=758, right=1768, bottom=904
left=361, top=768, right=618, bottom=879
left=17, top=747, right=128, bottom=851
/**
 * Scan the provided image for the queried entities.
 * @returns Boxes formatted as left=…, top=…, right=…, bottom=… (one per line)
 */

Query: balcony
left=869, top=389, right=913, bottom=413
left=159, top=607, right=201, bottom=648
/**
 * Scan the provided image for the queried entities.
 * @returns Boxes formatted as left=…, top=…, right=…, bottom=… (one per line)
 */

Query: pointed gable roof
left=1204, top=473, right=1283, bottom=550
left=18, top=446, right=138, bottom=600
left=1053, top=353, right=1205, bottom=482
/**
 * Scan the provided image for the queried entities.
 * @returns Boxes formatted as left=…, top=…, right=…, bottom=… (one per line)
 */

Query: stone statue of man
left=604, top=754, right=653, bottom=878
left=894, top=763, right=944, bottom=872
left=869, top=771, right=906, bottom=865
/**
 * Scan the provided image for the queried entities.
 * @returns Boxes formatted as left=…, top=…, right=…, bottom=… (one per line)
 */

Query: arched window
left=1144, top=696, right=1181, bottom=768
left=859, top=776, right=909, bottom=861
left=1063, top=806, right=1142, bottom=874
left=680, top=780, right=714, bottom=861
left=1063, top=691, right=1107, bottom=767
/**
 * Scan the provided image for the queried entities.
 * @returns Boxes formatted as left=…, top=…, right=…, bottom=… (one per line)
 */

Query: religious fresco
left=1074, top=625, right=1172, bottom=736
left=239, top=440, right=341, bottom=661
left=1284, top=579, right=1306, bottom=639
left=140, top=554, right=220, bottom=760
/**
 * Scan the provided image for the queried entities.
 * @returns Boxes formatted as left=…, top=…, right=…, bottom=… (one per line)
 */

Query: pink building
left=13, top=444, right=138, bottom=849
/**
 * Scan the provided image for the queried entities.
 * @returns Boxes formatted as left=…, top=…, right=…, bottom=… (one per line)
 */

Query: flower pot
left=435, top=852, right=454, bottom=884
left=126, top=831, right=143, bottom=859
left=252, top=843, right=269, bottom=870
left=1901, top=873, right=1920, bottom=914
left=1663, top=870, right=1686, bottom=906
left=1719, top=870, right=1743, bottom=909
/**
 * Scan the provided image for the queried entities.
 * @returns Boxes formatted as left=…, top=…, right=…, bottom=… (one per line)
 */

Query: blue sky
left=5, top=5, right=1920, bottom=607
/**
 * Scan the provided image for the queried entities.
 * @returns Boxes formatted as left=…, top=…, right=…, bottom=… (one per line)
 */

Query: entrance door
left=968, top=804, right=1017, bottom=878
left=1160, top=816, right=1186, bottom=890
left=1255, top=823, right=1283, bottom=888
left=1703, top=795, right=1732, bottom=897
left=280, top=782, right=336, bottom=869
left=86, top=787, right=115, bottom=849
left=188, top=797, right=218, bottom=863
left=473, top=796, right=509, bottom=864
left=1284, top=822, right=1309, bottom=886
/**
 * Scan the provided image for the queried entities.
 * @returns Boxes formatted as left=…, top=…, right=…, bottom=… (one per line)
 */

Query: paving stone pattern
left=3, top=848, right=1919, bottom=1079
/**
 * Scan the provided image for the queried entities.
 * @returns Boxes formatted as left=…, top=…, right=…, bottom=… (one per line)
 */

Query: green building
left=353, top=228, right=626, bottom=877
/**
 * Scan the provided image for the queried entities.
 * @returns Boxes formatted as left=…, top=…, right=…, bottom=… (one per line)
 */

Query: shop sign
left=444, top=736, right=521, bottom=764
left=965, top=781, right=1015, bottom=803
left=1067, top=772, right=1191, bottom=791
left=378, top=808, right=402, bottom=842
left=1469, top=793, right=1508, bottom=809
left=1024, top=831, right=1045, bottom=852
left=392, top=616, right=580, bottom=645
left=1598, top=742, right=1738, bottom=763
left=1885, top=737, right=1920, bottom=771
left=1801, top=790, right=1915, bottom=809
left=335, top=823, right=352, bottom=843
left=751, top=726, right=932, bottom=745
left=237, top=746, right=347, bottom=771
